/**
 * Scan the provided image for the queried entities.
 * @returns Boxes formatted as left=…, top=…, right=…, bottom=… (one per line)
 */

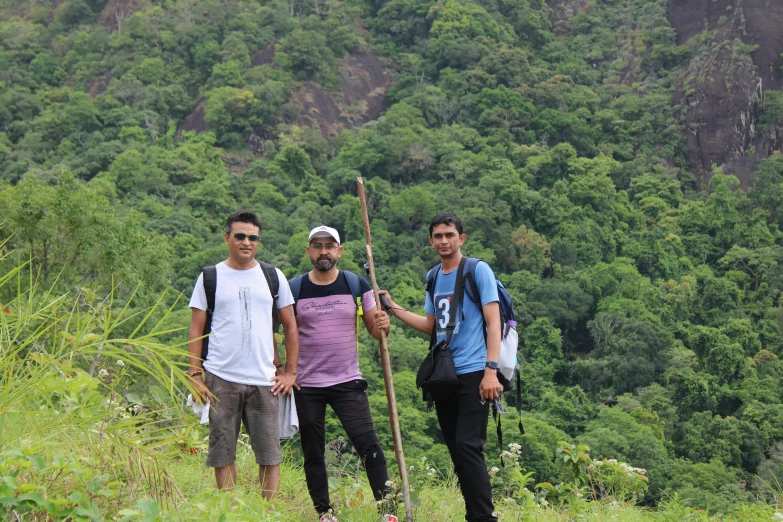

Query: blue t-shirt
left=424, top=260, right=499, bottom=375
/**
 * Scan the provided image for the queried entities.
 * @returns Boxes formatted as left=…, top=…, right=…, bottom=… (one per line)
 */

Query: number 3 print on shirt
left=436, top=294, right=452, bottom=329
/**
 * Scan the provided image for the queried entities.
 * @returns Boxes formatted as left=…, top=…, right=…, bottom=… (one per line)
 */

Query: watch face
left=486, top=361, right=498, bottom=369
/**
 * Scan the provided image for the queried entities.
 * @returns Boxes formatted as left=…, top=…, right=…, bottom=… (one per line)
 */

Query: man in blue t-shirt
left=380, top=212, right=501, bottom=522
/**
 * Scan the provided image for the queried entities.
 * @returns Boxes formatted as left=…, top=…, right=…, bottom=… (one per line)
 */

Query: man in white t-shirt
left=187, top=210, right=299, bottom=498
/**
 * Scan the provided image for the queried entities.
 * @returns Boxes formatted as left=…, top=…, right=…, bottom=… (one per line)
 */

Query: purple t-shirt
left=294, top=272, right=376, bottom=387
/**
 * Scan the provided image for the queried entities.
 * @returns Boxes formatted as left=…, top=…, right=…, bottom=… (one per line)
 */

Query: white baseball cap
left=308, top=226, right=340, bottom=245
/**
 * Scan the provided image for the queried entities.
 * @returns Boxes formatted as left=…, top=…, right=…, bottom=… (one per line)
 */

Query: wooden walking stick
left=357, top=177, right=414, bottom=522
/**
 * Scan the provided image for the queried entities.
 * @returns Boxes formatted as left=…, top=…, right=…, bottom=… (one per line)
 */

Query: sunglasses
left=233, top=232, right=260, bottom=242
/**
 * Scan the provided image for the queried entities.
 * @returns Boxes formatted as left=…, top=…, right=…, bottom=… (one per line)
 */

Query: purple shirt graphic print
left=294, top=272, right=376, bottom=387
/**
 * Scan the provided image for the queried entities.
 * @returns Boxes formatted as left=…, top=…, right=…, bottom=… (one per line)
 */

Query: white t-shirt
left=189, top=262, right=294, bottom=386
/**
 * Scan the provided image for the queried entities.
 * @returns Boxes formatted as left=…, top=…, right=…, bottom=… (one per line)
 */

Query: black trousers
left=435, top=370, right=497, bottom=522
left=295, top=380, right=390, bottom=515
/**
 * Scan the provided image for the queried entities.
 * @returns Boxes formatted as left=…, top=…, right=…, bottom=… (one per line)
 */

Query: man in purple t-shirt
left=290, top=226, right=395, bottom=522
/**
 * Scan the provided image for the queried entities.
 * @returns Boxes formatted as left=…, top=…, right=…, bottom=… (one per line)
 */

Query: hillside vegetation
left=2, top=0, right=783, bottom=518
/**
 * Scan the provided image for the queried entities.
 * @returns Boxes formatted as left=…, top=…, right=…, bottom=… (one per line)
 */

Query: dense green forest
left=2, top=0, right=783, bottom=517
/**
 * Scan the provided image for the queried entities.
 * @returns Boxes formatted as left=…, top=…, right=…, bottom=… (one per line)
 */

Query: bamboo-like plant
left=0, top=242, right=199, bottom=518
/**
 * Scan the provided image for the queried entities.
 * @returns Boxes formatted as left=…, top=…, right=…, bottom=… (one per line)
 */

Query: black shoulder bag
left=416, top=257, right=467, bottom=409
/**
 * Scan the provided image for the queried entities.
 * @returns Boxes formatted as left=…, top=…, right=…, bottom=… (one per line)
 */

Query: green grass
left=5, top=411, right=783, bottom=521
left=1, top=255, right=781, bottom=522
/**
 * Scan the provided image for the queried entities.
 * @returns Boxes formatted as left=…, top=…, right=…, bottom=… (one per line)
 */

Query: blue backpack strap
left=201, top=266, right=217, bottom=361
left=424, top=264, right=441, bottom=348
left=425, top=264, right=441, bottom=301
left=288, top=274, right=305, bottom=314
left=462, top=258, right=483, bottom=320
left=343, top=271, right=363, bottom=305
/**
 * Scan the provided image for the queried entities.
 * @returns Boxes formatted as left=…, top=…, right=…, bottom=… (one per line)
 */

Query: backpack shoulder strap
left=259, top=262, right=281, bottom=332
left=288, top=274, right=305, bottom=313
left=462, top=257, right=483, bottom=309
left=425, top=264, right=442, bottom=300
left=203, top=266, right=217, bottom=313
left=342, top=271, right=364, bottom=335
left=424, top=264, right=441, bottom=348
left=446, top=257, right=468, bottom=344
left=343, top=270, right=363, bottom=305
left=201, top=266, right=217, bottom=361
left=259, top=262, right=279, bottom=299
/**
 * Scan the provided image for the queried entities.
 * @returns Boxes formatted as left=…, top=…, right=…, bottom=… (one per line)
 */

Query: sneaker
left=381, top=515, right=399, bottom=522
left=319, top=513, right=338, bottom=522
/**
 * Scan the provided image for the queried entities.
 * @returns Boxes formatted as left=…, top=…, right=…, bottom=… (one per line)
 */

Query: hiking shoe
left=381, top=515, right=399, bottom=522
left=319, top=513, right=339, bottom=522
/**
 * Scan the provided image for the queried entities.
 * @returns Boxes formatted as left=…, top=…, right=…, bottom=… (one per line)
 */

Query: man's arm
left=187, top=308, right=213, bottom=404
left=270, top=304, right=299, bottom=396
left=361, top=308, right=391, bottom=340
left=479, top=301, right=502, bottom=401
left=377, top=290, right=435, bottom=335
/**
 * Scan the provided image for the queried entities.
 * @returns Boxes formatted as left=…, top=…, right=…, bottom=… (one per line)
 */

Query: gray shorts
left=205, top=371, right=281, bottom=467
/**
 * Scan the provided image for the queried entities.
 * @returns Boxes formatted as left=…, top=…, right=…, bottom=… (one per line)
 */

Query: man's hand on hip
left=271, top=371, right=299, bottom=397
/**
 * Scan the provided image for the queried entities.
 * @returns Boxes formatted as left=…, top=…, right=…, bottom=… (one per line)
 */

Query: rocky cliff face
left=670, top=0, right=783, bottom=187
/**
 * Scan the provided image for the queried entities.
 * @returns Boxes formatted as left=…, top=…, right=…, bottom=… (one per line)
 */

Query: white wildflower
left=489, top=467, right=500, bottom=477
left=116, top=359, right=125, bottom=367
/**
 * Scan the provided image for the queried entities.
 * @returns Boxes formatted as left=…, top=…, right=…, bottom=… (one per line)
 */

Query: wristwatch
left=485, top=361, right=499, bottom=370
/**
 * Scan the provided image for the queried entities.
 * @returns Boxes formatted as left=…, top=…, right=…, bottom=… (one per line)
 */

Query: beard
left=312, top=255, right=337, bottom=272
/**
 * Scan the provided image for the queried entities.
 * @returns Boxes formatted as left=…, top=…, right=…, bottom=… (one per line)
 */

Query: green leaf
left=0, top=496, right=18, bottom=507
left=118, top=509, right=140, bottom=516
left=148, top=385, right=167, bottom=404
left=26, top=454, right=46, bottom=470
left=74, top=500, right=103, bottom=520
left=18, top=492, right=56, bottom=514
left=138, top=497, right=161, bottom=519
left=3, top=475, right=18, bottom=489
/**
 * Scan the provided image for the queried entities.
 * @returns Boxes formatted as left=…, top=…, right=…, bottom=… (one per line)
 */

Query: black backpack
left=201, top=262, right=281, bottom=361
